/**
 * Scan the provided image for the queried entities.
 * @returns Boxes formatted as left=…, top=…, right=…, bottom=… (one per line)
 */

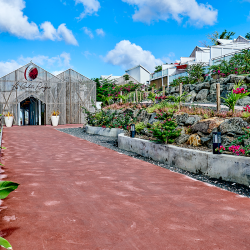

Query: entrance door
left=20, top=97, right=44, bottom=125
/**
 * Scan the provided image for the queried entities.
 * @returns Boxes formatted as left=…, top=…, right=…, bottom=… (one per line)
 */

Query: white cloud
left=83, top=27, right=94, bottom=39
left=122, top=0, right=218, bottom=27
left=0, top=53, right=72, bottom=77
left=96, top=28, right=105, bottom=37
left=57, top=24, right=78, bottom=45
left=52, top=70, right=64, bottom=75
left=75, top=0, right=100, bottom=19
left=0, top=0, right=78, bottom=45
left=0, top=60, right=22, bottom=77
left=103, top=40, right=163, bottom=72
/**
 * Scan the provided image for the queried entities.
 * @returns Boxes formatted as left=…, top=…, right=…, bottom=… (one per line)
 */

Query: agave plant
left=0, top=181, right=19, bottom=249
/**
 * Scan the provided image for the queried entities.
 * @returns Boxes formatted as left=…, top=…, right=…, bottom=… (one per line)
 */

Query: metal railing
left=150, top=69, right=169, bottom=80
left=211, top=46, right=250, bottom=65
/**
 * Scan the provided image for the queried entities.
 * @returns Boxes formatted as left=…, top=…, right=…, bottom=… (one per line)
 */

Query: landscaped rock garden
left=166, top=74, right=250, bottom=105
left=83, top=98, right=250, bottom=157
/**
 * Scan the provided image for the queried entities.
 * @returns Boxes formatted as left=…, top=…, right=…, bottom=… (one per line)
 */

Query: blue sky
left=0, top=0, right=250, bottom=79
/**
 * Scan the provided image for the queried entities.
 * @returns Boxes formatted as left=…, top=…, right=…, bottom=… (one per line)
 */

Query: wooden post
left=216, top=83, right=221, bottom=112
left=179, top=83, right=183, bottom=111
left=136, top=90, right=138, bottom=103
left=152, top=87, right=154, bottom=94
left=163, top=85, right=165, bottom=97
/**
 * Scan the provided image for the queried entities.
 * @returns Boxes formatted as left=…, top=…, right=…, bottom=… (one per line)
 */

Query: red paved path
left=1, top=126, right=250, bottom=250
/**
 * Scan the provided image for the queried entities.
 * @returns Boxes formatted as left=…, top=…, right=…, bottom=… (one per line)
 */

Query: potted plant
left=51, top=110, right=60, bottom=126
left=4, top=112, right=14, bottom=127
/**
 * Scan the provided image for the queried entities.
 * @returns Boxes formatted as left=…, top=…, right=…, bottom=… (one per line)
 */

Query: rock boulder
left=219, top=118, right=249, bottom=135
left=175, top=134, right=190, bottom=145
left=185, top=115, right=202, bottom=125
left=195, top=89, right=209, bottom=101
left=191, top=118, right=224, bottom=134
left=236, top=96, right=250, bottom=106
left=185, top=90, right=197, bottom=102
left=175, top=113, right=189, bottom=125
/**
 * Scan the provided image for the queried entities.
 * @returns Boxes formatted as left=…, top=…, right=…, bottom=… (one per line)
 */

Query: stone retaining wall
left=85, top=125, right=124, bottom=138
left=118, top=133, right=250, bottom=186
left=167, top=74, right=250, bottom=106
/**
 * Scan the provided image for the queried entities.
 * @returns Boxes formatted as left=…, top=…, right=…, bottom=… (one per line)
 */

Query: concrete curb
left=118, top=133, right=250, bottom=186
left=86, top=125, right=124, bottom=138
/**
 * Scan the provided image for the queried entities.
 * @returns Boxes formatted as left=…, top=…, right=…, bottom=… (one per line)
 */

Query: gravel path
left=58, top=127, right=250, bottom=198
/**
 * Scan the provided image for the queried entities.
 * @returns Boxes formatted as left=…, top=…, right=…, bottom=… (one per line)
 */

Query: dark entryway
left=20, top=97, right=45, bottom=125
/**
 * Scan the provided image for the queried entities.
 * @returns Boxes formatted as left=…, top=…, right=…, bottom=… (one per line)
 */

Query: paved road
left=1, top=125, right=250, bottom=250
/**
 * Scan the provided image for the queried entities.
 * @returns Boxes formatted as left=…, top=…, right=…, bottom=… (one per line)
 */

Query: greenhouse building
left=0, top=63, right=96, bottom=125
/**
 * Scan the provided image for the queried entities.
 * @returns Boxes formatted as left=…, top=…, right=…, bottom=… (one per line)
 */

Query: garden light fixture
left=131, top=124, right=135, bottom=138
left=213, top=132, right=221, bottom=154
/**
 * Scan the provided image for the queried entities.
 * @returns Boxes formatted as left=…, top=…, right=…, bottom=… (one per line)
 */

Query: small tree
left=245, top=33, right=250, bottom=40
left=187, top=63, right=205, bottom=83
left=123, top=74, right=130, bottom=81
left=154, top=65, right=162, bottom=73
left=206, top=30, right=235, bottom=46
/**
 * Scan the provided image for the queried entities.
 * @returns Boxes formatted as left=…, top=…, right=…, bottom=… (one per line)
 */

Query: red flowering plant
left=155, top=96, right=168, bottom=102
left=221, top=81, right=250, bottom=113
left=233, top=88, right=248, bottom=94
left=243, top=105, right=250, bottom=113
left=216, top=127, right=250, bottom=156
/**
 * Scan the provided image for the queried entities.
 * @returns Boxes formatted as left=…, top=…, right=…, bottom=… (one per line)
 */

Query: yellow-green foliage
left=242, top=112, right=250, bottom=118
left=94, top=111, right=102, bottom=120
left=147, top=104, right=161, bottom=113
left=135, top=122, right=146, bottom=133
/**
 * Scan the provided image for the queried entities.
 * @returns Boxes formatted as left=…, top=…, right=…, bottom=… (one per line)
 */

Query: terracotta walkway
left=1, top=126, right=250, bottom=250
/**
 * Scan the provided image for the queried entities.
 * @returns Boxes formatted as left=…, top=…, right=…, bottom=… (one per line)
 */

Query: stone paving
left=1, top=125, right=250, bottom=250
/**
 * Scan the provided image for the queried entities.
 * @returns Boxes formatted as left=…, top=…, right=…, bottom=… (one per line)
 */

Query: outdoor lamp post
left=131, top=124, right=135, bottom=138
left=213, top=132, right=222, bottom=154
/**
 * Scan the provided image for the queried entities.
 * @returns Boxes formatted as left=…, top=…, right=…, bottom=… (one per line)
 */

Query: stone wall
left=166, top=74, right=250, bottom=106
left=118, top=134, right=250, bottom=186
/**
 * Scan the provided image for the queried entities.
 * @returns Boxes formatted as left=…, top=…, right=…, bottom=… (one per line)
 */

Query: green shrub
left=149, top=111, right=181, bottom=144
left=135, top=122, right=146, bottom=133
left=187, top=63, right=205, bottom=83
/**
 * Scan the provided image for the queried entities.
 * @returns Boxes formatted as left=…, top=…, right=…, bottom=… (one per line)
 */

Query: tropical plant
left=0, top=181, right=19, bottom=249
left=148, top=92, right=157, bottom=104
left=207, top=30, right=235, bottom=46
left=221, top=81, right=250, bottom=113
left=117, top=94, right=126, bottom=104
left=187, top=63, right=205, bottom=83
left=168, top=92, right=190, bottom=111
